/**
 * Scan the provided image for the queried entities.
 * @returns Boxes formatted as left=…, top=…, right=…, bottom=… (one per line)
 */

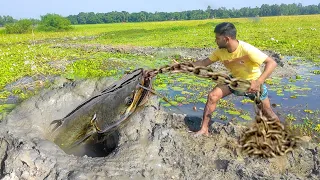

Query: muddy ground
left=0, top=46, right=318, bottom=180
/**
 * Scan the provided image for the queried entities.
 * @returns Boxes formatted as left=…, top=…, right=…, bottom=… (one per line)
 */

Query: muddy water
left=161, top=60, right=320, bottom=126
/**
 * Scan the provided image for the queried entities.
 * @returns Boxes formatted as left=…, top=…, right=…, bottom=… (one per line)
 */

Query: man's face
left=215, top=33, right=228, bottom=49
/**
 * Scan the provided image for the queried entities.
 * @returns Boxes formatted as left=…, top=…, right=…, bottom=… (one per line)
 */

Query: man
left=192, top=22, right=279, bottom=136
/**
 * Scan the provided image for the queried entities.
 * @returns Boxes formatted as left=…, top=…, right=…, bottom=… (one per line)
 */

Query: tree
left=67, top=15, right=78, bottom=24
left=279, top=4, right=289, bottom=15
left=179, top=11, right=188, bottom=20
left=238, top=7, right=250, bottom=17
left=5, top=19, right=33, bottom=34
left=37, top=14, right=73, bottom=32
left=96, top=13, right=106, bottom=23
left=128, top=12, right=146, bottom=22
left=250, top=7, right=260, bottom=17
left=270, top=4, right=281, bottom=16
left=305, top=5, right=320, bottom=14
left=29, top=18, right=40, bottom=26
left=59, top=3, right=320, bottom=24
left=287, top=3, right=300, bottom=15
left=206, top=6, right=214, bottom=18
left=121, top=11, right=129, bottom=22
left=77, top=12, right=87, bottom=24
left=172, top=12, right=181, bottom=20
left=3, top=15, right=15, bottom=24
left=189, top=10, right=209, bottom=20
left=86, top=12, right=102, bottom=24
left=0, top=16, right=4, bottom=26
left=215, top=7, right=230, bottom=18
left=260, top=4, right=271, bottom=16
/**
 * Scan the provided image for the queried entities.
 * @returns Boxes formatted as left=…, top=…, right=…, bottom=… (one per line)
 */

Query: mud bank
left=0, top=77, right=318, bottom=180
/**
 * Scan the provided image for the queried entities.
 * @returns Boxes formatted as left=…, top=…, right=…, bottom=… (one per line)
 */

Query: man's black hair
left=214, top=22, right=237, bottom=39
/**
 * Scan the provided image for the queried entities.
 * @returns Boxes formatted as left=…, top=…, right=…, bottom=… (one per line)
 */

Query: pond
left=156, top=58, right=320, bottom=136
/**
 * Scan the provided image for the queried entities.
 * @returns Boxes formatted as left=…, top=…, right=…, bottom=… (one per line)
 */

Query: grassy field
left=0, top=15, right=320, bottom=136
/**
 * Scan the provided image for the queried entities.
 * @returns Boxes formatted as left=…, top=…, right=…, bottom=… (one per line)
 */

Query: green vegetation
left=312, top=70, right=320, bottom=74
left=0, top=15, right=15, bottom=26
left=66, top=3, right=320, bottom=24
left=2, top=14, right=71, bottom=34
left=240, top=114, right=252, bottom=121
left=5, top=19, right=33, bottom=34
left=37, top=14, right=73, bottom=32
left=0, top=104, right=16, bottom=121
left=286, top=115, right=320, bottom=141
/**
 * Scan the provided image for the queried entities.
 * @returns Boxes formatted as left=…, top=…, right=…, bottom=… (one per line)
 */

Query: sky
left=0, top=0, right=319, bottom=19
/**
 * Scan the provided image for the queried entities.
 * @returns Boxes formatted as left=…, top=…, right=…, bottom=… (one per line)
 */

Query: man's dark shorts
left=228, top=84, right=268, bottom=101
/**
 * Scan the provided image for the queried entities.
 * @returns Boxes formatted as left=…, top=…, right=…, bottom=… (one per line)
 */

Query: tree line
left=0, top=3, right=319, bottom=26
left=66, top=3, right=320, bottom=24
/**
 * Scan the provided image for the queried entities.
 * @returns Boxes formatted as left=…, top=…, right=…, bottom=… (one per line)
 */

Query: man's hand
left=247, top=80, right=262, bottom=93
left=172, top=59, right=179, bottom=64
left=192, top=57, right=213, bottom=67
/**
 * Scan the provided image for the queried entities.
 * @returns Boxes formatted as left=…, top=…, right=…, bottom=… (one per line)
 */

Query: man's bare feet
left=194, top=128, right=209, bottom=137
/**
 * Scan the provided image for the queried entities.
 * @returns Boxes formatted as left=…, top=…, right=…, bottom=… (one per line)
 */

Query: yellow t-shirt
left=209, top=40, right=267, bottom=80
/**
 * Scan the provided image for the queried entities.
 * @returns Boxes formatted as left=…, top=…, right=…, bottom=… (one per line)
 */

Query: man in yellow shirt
left=193, top=22, right=279, bottom=136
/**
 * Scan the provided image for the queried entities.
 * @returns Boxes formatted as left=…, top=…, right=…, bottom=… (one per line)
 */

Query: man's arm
left=257, top=57, right=277, bottom=84
left=248, top=56, right=277, bottom=93
left=192, top=58, right=214, bottom=67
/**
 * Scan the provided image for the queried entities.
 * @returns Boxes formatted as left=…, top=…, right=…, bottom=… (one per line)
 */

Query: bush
left=37, top=14, right=73, bottom=32
left=5, top=19, right=33, bottom=34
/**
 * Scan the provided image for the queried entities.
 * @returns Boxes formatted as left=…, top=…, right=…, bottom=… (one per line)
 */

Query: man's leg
left=261, top=97, right=280, bottom=121
left=195, top=85, right=232, bottom=136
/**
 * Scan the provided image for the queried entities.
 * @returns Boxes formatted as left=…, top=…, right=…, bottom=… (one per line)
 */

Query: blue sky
left=0, top=0, right=318, bottom=19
